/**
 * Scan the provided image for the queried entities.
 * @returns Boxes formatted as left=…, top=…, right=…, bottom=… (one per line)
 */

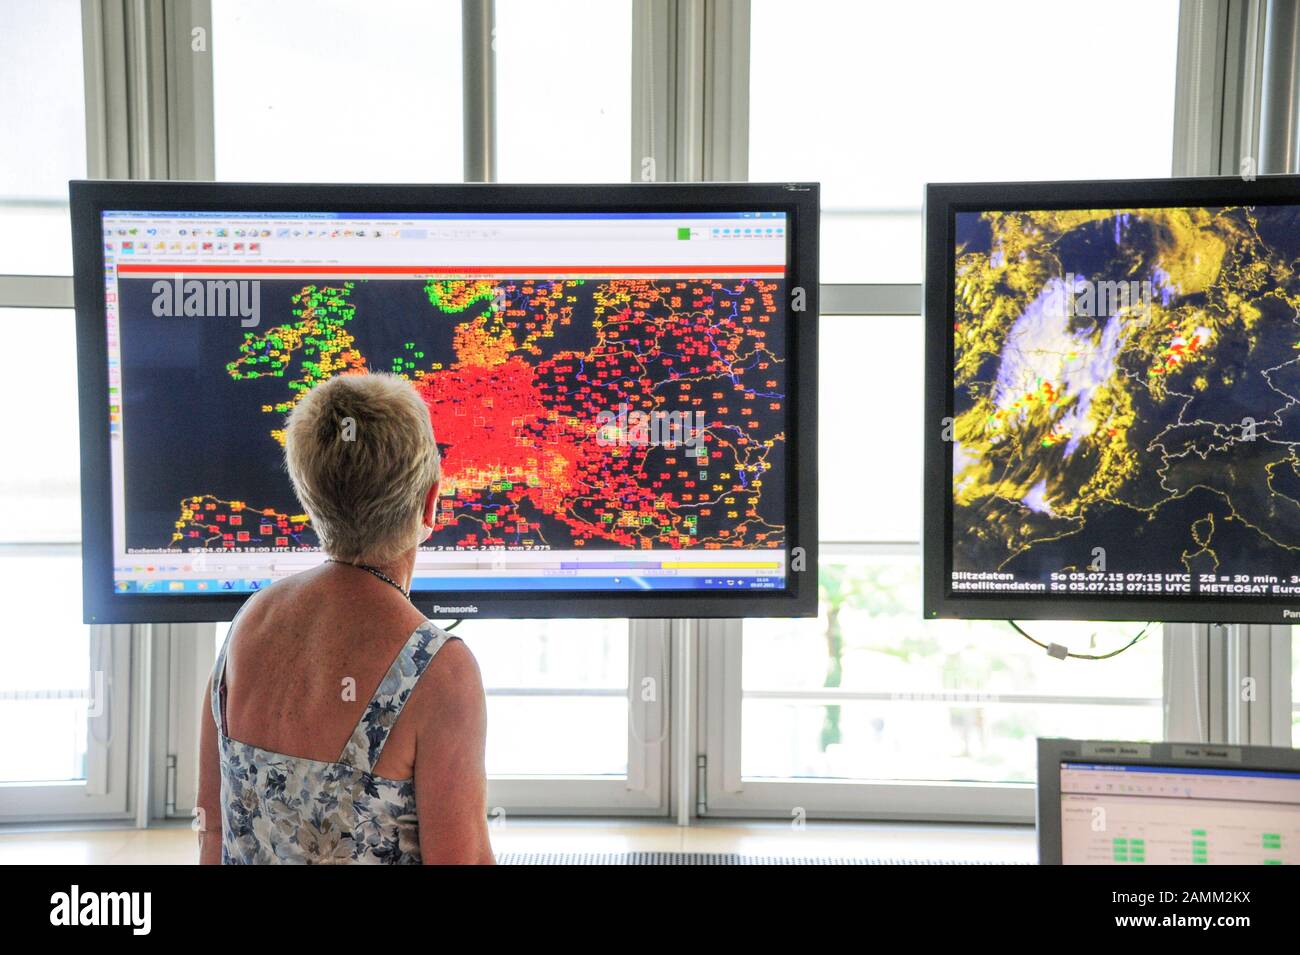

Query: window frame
left=150, top=0, right=672, bottom=821
left=160, top=619, right=670, bottom=820
left=149, top=0, right=1298, bottom=827
left=0, top=597, right=133, bottom=824
left=703, top=543, right=1168, bottom=823
left=481, top=620, right=670, bottom=816
left=0, top=0, right=131, bottom=824
left=698, top=0, right=1292, bottom=824
left=3, top=0, right=1292, bottom=833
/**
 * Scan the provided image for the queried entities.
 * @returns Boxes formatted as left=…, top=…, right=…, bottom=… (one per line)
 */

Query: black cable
left=441, top=618, right=463, bottom=632
left=1006, top=620, right=1152, bottom=660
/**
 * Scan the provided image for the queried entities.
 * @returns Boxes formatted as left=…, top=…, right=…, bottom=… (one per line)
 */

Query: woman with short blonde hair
left=285, top=371, right=442, bottom=565
left=197, top=372, right=493, bottom=865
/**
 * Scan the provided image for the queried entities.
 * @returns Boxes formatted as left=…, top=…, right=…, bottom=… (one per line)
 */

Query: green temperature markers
left=424, top=280, right=498, bottom=314
left=1112, top=837, right=1145, bottom=863
left=1192, top=832, right=1208, bottom=863
left=1262, top=833, right=1282, bottom=863
left=225, top=283, right=363, bottom=440
left=392, top=341, right=428, bottom=374
left=227, top=283, right=359, bottom=386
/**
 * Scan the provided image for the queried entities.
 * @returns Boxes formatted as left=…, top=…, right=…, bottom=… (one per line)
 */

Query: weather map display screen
left=926, top=179, right=1300, bottom=623
left=86, top=195, right=809, bottom=621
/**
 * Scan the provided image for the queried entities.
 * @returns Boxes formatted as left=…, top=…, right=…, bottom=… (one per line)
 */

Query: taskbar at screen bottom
left=115, top=575, right=785, bottom=594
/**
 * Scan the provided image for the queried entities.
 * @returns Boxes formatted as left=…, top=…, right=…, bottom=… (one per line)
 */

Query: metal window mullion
left=84, top=0, right=217, bottom=179
left=1205, top=623, right=1241, bottom=743
left=1221, top=0, right=1268, bottom=175
left=1229, top=624, right=1292, bottom=746
left=673, top=1, right=706, bottom=182
left=701, top=0, right=749, bottom=181
left=1166, top=0, right=1295, bottom=748
left=699, top=617, right=743, bottom=814
left=1257, top=0, right=1300, bottom=173
left=131, top=623, right=154, bottom=826
left=631, top=0, right=675, bottom=182
left=1264, top=627, right=1292, bottom=744
left=632, top=0, right=750, bottom=825
left=1164, top=627, right=1209, bottom=743
left=461, top=0, right=496, bottom=183
left=1173, top=0, right=1231, bottom=176
left=83, top=0, right=214, bottom=180
left=148, top=624, right=174, bottom=817
left=1164, top=0, right=1261, bottom=744
left=82, top=0, right=128, bottom=179
left=625, top=619, right=670, bottom=807
left=153, top=622, right=214, bottom=819
left=632, top=0, right=749, bottom=185
left=0, top=1, right=139, bottom=826
left=164, top=0, right=215, bottom=181
left=81, top=0, right=216, bottom=828
left=1205, top=623, right=1287, bottom=745
left=671, top=617, right=697, bottom=824
left=82, top=624, right=113, bottom=796
left=1172, top=0, right=1271, bottom=178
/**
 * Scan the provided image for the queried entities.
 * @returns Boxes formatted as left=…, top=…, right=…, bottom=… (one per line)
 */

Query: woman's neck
left=356, top=548, right=417, bottom=592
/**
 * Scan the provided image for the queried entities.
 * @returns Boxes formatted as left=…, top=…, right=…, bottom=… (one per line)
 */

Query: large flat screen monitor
left=72, top=181, right=818, bottom=623
left=925, top=174, right=1300, bottom=624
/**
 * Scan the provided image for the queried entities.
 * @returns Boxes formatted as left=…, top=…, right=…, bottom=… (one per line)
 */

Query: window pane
left=820, top=315, right=922, bottom=541
left=495, top=0, right=631, bottom=183
left=0, top=554, right=92, bottom=783
left=215, top=616, right=632, bottom=776
left=750, top=0, right=1180, bottom=282
left=743, top=554, right=1163, bottom=783
left=0, top=309, right=81, bottom=542
left=212, top=0, right=463, bottom=182
left=0, top=0, right=86, bottom=274
left=460, top=619, right=629, bottom=776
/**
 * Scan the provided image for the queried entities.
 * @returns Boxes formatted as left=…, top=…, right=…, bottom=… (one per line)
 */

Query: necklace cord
left=327, top=557, right=411, bottom=600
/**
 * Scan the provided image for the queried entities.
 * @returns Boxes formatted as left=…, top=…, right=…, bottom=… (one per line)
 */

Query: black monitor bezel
left=925, top=173, right=1300, bottom=625
left=1036, top=737, right=1300, bottom=864
left=72, top=179, right=818, bottom=624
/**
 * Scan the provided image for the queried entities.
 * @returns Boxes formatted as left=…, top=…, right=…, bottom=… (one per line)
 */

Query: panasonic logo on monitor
left=433, top=605, right=479, bottom=615
left=1284, top=610, right=1300, bottom=619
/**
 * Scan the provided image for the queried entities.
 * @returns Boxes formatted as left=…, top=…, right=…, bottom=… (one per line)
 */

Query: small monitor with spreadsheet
left=1037, top=738, right=1300, bottom=865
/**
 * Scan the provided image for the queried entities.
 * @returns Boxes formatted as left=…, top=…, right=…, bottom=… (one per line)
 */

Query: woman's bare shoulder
left=410, top=635, right=486, bottom=727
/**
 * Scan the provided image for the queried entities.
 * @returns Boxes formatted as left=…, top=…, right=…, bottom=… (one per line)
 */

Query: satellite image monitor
left=925, top=174, right=1300, bottom=624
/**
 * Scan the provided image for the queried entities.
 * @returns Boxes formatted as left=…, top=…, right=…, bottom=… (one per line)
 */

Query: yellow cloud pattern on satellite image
left=951, top=205, right=1300, bottom=576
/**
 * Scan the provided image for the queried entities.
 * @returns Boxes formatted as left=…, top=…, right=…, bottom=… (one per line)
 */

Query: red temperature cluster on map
left=210, top=276, right=787, bottom=553
left=415, top=278, right=784, bottom=549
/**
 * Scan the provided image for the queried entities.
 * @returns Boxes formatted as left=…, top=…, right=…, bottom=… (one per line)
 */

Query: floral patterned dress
left=211, top=620, right=456, bottom=864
